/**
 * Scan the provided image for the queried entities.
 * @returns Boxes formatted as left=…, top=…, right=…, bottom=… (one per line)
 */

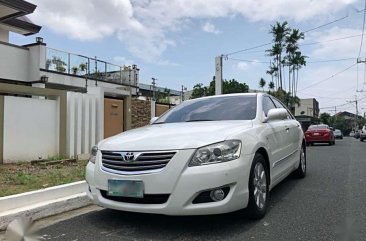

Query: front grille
left=101, top=150, right=176, bottom=174
left=100, top=190, right=170, bottom=204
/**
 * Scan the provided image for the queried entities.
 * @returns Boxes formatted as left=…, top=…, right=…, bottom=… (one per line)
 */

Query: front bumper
left=85, top=149, right=253, bottom=215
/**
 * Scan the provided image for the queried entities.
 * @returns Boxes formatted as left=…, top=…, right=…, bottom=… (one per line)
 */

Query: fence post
left=151, top=100, right=156, bottom=117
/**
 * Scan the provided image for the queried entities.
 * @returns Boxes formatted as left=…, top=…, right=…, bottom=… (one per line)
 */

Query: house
left=0, top=0, right=141, bottom=163
left=138, top=83, right=182, bottom=104
left=295, top=98, right=320, bottom=118
left=334, top=111, right=363, bottom=129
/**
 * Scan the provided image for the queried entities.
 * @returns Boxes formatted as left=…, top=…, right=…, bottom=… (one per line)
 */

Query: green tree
left=266, top=21, right=290, bottom=90
left=268, top=81, right=275, bottom=92
left=259, top=78, right=266, bottom=91
left=190, top=78, right=249, bottom=99
left=190, top=83, right=208, bottom=99
left=319, top=113, right=331, bottom=125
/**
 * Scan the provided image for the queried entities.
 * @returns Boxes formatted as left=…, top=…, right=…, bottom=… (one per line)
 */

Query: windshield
left=155, top=95, right=257, bottom=123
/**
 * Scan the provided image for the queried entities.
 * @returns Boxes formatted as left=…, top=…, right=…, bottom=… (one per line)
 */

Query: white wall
left=0, top=43, right=29, bottom=81
left=67, top=92, right=97, bottom=157
left=3, top=96, right=59, bottom=163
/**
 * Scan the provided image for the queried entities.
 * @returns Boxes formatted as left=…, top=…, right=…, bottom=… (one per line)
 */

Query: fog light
left=210, top=189, right=225, bottom=201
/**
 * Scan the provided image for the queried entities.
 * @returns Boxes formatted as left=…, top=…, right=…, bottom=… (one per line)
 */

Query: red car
left=305, top=124, right=335, bottom=146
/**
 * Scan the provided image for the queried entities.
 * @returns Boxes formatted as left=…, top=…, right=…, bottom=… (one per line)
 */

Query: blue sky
left=10, top=0, right=366, bottom=114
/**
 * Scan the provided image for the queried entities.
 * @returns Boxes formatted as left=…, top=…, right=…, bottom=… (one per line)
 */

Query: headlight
left=189, top=140, right=241, bottom=167
left=89, top=145, right=98, bottom=164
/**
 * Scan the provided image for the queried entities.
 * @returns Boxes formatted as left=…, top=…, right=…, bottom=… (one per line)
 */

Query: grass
left=0, top=159, right=88, bottom=197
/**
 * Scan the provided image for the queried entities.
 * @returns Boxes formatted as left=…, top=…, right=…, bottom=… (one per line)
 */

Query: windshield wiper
left=185, top=119, right=214, bottom=122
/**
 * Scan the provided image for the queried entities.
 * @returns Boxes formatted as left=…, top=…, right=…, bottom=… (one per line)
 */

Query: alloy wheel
left=253, top=162, right=267, bottom=209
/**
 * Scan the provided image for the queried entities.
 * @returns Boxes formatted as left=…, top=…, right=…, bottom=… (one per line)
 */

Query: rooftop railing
left=45, top=48, right=139, bottom=86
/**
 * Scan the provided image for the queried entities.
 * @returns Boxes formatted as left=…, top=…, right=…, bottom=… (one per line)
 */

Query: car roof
left=184, top=93, right=258, bottom=102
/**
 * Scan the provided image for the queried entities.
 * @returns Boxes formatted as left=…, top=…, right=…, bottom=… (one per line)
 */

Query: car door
left=271, top=97, right=301, bottom=169
left=262, top=96, right=288, bottom=182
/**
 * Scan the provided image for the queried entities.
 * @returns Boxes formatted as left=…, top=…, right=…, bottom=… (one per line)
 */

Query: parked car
left=333, top=129, right=343, bottom=139
left=350, top=131, right=355, bottom=137
left=305, top=124, right=335, bottom=146
left=354, top=131, right=360, bottom=139
left=86, top=93, right=306, bottom=219
left=360, top=126, right=366, bottom=142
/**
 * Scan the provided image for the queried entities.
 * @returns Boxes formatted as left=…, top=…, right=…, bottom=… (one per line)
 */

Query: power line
left=225, top=42, right=271, bottom=56
left=224, top=14, right=353, bottom=56
left=358, top=0, right=366, bottom=58
left=299, top=63, right=357, bottom=91
left=307, top=58, right=357, bottom=63
left=228, top=34, right=366, bottom=56
left=303, top=15, right=349, bottom=33
left=300, top=34, right=363, bottom=46
left=227, top=57, right=358, bottom=64
left=226, top=57, right=269, bottom=64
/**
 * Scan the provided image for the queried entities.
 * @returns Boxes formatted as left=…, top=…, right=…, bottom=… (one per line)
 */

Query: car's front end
left=85, top=138, right=254, bottom=215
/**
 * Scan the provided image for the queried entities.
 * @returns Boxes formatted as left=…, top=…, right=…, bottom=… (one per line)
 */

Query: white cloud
left=112, top=56, right=134, bottom=66
left=202, top=22, right=220, bottom=34
left=308, top=27, right=363, bottom=58
left=237, top=62, right=249, bottom=70
left=30, top=0, right=357, bottom=62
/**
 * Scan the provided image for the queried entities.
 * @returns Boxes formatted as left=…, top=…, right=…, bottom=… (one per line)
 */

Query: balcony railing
left=45, top=48, right=138, bottom=86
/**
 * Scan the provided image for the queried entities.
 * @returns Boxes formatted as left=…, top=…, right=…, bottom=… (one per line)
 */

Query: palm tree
left=285, top=28, right=305, bottom=96
left=259, top=78, right=266, bottom=91
left=268, top=81, right=275, bottom=93
left=267, top=21, right=290, bottom=90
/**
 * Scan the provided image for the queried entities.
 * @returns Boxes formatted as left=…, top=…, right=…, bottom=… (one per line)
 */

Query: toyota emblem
left=123, top=152, right=135, bottom=162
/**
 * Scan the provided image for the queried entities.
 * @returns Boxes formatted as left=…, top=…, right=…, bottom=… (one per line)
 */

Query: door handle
left=285, top=127, right=290, bottom=132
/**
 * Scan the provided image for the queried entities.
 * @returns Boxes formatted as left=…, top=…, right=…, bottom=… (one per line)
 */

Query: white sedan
left=86, top=93, right=306, bottom=219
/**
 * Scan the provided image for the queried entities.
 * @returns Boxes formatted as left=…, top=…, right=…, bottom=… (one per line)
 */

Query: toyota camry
left=86, top=93, right=306, bottom=219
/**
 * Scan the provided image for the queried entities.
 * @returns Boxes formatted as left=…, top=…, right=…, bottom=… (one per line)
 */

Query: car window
left=270, top=97, right=294, bottom=120
left=262, top=96, right=277, bottom=116
left=155, top=95, right=257, bottom=123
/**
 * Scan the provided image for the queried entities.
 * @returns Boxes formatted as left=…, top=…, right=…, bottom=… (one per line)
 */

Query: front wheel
left=247, top=153, right=269, bottom=220
left=293, top=145, right=306, bottom=178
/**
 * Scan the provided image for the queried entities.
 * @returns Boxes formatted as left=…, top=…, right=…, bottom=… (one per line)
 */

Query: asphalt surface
left=37, top=138, right=366, bottom=241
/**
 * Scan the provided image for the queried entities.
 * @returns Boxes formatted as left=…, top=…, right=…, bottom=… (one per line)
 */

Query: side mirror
left=150, top=116, right=159, bottom=124
left=264, top=108, right=288, bottom=123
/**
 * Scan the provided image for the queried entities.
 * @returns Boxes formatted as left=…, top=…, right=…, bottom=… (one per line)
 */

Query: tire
left=247, top=153, right=269, bottom=220
left=329, top=141, right=332, bottom=146
left=293, top=144, right=306, bottom=178
left=310, top=143, right=314, bottom=146
left=361, top=138, right=364, bottom=142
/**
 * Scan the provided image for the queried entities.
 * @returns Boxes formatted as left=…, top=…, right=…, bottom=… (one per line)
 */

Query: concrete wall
left=3, top=96, right=59, bottom=162
left=0, top=43, right=29, bottom=81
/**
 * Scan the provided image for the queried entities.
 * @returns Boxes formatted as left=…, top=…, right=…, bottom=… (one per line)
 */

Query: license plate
left=108, top=180, right=144, bottom=198
left=313, top=133, right=320, bottom=136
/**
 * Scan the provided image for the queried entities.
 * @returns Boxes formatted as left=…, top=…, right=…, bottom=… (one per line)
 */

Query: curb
left=0, top=181, right=91, bottom=231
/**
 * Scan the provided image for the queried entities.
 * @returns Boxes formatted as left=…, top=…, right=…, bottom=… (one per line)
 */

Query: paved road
left=37, top=138, right=366, bottom=241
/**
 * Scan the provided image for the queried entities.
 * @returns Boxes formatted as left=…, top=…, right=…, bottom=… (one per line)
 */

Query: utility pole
left=347, top=95, right=359, bottom=130
left=356, top=58, right=366, bottom=92
left=151, top=78, right=157, bottom=101
left=181, top=85, right=187, bottom=103
left=215, top=55, right=223, bottom=95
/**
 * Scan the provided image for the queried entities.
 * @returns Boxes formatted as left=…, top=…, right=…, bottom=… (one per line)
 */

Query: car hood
left=99, top=120, right=253, bottom=151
